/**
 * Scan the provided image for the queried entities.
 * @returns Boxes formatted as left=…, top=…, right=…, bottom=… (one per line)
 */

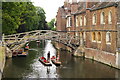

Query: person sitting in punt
left=25, top=46, right=29, bottom=49
left=44, top=59, right=47, bottom=63
left=44, top=60, right=49, bottom=63
left=40, top=57, right=45, bottom=59
left=51, top=56, right=56, bottom=59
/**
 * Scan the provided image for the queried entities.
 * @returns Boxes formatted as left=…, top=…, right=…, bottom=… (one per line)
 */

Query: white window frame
left=108, top=11, right=112, bottom=24
left=84, top=15, right=86, bottom=26
left=76, top=16, right=79, bottom=27
left=92, top=13, right=97, bottom=25
left=80, top=16, right=82, bottom=26
left=101, top=12, right=105, bottom=24
left=106, top=32, right=111, bottom=45
left=67, top=17, right=72, bottom=27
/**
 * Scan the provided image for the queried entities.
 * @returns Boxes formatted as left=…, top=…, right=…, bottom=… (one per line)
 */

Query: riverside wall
left=0, top=46, right=5, bottom=80
left=53, top=41, right=120, bottom=69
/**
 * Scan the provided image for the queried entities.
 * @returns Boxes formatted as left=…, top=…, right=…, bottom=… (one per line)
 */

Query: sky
left=31, top=0, right=65, bottom=22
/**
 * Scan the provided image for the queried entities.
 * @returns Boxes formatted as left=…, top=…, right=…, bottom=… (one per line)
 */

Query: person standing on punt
left=47, top=51, right=50, bottom=61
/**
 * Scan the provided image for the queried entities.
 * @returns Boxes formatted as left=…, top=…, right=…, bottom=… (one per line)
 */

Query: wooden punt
left=51, top=57, right=61, bottom=66
left=17, top=52, right=28, bottom=57
left=24, top=46, right=29, bottom=50
left=39, top=57, right=52, bottom=66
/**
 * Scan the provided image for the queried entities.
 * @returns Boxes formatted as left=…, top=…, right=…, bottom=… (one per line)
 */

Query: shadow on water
left=2, top=40, right=120, bottom=79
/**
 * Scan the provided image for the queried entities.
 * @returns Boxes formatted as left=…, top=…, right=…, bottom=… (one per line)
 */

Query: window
left=83, top=32, right=86, bottom=41
left=106, top=32, right=111, bottom=44
left=97, top=32, right=101, bottom=42
left=70, top=17, right=72, bottom=26
left=80, top=16, right=82, bottom=26
left=76, top=16, right=79, bottom=27
left=76, top=32, right=78, bottom=36
left=66, top=17, right=72, bottom=27
left=101, top=12, right=105, bottom=24
left=92, top=13, right=97, bottom=25
left=108, top=11, right=112, bottom=24
left=92, top=32, right=96, bottom=41
left=84, top=16, right=86, bottom=26
left=66, top=18, right=69, bottom=27
left=80, top=32, right=83, bottom=38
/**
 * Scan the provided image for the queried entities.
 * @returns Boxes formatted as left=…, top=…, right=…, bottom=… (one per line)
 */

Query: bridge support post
left=15, top=35, right=18, bottom=42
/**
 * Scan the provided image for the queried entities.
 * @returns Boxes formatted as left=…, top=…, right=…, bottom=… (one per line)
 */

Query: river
left=2, top=40, right=120, bottom=79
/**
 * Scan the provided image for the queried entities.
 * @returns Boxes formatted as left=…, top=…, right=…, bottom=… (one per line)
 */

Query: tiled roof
left=91, top=2, right=118, bottom=11
left=73, top=2, right=118, bottom=15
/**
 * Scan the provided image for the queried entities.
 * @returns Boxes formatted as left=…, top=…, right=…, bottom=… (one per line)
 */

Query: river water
left=2, top=40, right=120, bottom=79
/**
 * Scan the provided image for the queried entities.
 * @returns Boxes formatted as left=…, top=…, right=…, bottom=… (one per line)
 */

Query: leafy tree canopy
left=47, top=18, right=56, bottom=31
left=2, top=2, right=47, bottom=35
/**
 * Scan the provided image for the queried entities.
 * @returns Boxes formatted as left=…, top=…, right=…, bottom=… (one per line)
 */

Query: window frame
left=101, top=12, right=105, bottom=24
left=97, top=32, right=101, bottom=43
left=76, top=16, right=79, bottom=27
left=106, top=32, right=111, bottom=45
left=108, top=11, right=112, bottom=24
left=92, top=32, right=96, bottom=42
left=92, top=13, right=97, bottom=25
left=80, top=16, right=82, bottom=26
left=84, top=15, right=86, bottom=26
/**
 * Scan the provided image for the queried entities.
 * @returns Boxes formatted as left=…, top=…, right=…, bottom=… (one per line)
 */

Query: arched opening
left=76, top=16, right=79, bottom=27
left=101, top=12, right=105, bottom=24
left=108, top=11, right=112, bottom=24
left=93, top=13, right=96, bottom=25
left=84, top=15, right=86, bottom=26
left=97, top=32, right=101, bottom=41
left=92, top=32, right=96, bottom=41
left=106, top=32, right=111, bottom=43
left=80, top=16, right=82, bottom=26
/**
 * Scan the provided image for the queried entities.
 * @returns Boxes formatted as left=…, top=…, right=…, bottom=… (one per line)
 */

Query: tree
left=47, top=18, right=56, bottom=30
left=2, top=2, right=47, bottom=34
left=2, top=2, right=24, bottom=34
left=36, top=7, right=46, bottom=30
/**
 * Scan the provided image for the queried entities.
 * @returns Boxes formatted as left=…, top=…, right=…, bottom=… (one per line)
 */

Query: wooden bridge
left=2, top=30, right=82, bottom=52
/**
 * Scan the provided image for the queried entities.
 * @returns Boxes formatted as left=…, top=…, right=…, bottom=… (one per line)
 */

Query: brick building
left=56, top=0, right=120, bottom=69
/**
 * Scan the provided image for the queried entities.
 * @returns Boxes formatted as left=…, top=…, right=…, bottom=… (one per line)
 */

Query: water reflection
left=44, top=40, right=56, bottom=58
left=25, top=40, right=58, bottom=78
left=2, top=40, right=120, bottom=79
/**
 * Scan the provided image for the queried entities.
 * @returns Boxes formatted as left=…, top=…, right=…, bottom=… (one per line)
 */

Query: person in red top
left=44, top=60, right=47, bottom=63
left=51, top=56, right=56, bottom=59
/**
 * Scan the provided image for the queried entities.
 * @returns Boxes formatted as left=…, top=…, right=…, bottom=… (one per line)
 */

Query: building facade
left=56, top=0, right=120, bottom=69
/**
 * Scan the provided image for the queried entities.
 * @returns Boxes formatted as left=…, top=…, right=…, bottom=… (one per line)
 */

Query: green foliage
left=51, top=27, right=56, bottom=31
left=2, top=2, right=46, bottom=35
left=47, top=18, right=55, bottom=30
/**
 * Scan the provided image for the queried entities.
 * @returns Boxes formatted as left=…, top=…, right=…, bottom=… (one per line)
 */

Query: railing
left=2, top=30, right=81, bottom=51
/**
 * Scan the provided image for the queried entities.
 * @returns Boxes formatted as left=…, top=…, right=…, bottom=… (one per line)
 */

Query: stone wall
left=85, top=48, right=117, bottom=68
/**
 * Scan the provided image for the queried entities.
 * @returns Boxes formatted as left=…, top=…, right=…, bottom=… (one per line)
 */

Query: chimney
left=65, top=0, right=69, bottom=3
left=72, top=0, right=77, bottom=3
left=86, top=0, right=89, bottom=9
left=86, top=0, right=98, bottom=9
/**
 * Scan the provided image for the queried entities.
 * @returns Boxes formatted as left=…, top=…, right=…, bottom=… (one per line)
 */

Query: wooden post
left=15, top=34, right=18, bottom=42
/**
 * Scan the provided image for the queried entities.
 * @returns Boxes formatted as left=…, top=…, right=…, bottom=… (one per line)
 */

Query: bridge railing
left=3, top=30, right=82, bottom=50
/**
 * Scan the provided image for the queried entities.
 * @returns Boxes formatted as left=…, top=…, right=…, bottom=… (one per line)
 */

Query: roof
left=72, top=2, right=118, bottom=15
left=90, top=2, right=118, bottom=11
